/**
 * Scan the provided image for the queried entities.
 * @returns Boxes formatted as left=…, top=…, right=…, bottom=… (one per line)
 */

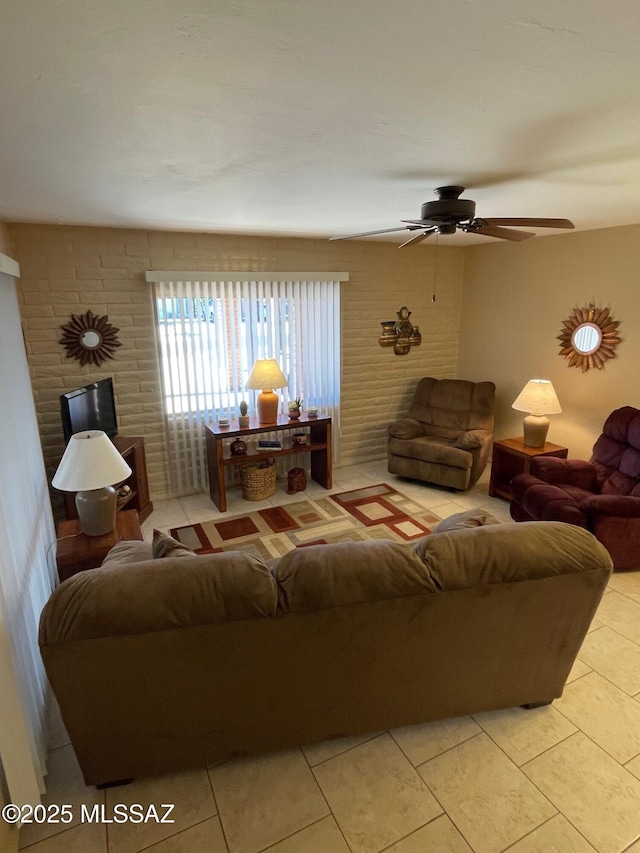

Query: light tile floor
left=21, top=463, right=640, bottom=853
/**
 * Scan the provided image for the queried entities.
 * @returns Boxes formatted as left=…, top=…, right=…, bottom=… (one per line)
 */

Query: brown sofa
left=39, top=522, right=611, bottom=786
left=388, top=377, right=496, bottom=490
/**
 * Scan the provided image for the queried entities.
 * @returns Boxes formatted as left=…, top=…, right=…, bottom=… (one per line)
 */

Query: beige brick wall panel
left=101, top=254, right=151, bottom=270
left=21, top=290, right=81, bottom=305
left=10, top=223, right=463, bottom=503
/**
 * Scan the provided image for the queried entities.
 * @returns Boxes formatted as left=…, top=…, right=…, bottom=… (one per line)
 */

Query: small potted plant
left=238, top=400, right=250, bottom=428
left=288, top=397, right=302, bottom=420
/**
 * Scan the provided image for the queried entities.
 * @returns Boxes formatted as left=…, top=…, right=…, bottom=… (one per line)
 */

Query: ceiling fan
left=329, top=186, right=575, bottom=247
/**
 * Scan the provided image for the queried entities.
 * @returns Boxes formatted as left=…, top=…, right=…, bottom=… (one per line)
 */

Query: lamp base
left=522, top=414, right=550, bottom=448
left=257, top=390, right=279, bottom=425
left=75, top=486, right=117, bottom=536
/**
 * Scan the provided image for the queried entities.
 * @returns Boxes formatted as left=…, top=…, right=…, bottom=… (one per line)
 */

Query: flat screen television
left=60, top=377, right=118, bottom=443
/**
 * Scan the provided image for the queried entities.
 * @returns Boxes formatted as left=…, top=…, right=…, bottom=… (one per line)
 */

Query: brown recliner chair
left=510, top=406, right=640, bottom=570
left=388, top=377, right=496, bottom=490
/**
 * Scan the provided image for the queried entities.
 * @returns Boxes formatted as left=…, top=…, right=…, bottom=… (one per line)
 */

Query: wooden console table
left=489, top=436, right=568, bottom=500
left=205, top=414, right=332, bottom=512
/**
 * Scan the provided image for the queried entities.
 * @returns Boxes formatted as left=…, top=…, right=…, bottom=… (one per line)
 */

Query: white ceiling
left=3, top=1, right=640, bottom=245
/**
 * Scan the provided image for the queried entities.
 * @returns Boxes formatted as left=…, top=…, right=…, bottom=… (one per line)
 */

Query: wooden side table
left=489, top=437, right=569, bottom=501
left=56, top=509, right=144, bottom=582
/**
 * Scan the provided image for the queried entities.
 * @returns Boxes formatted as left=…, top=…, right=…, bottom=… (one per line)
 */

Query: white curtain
left=147, top=271, right=347, bottom=495
left=0, top=267, right=56, bottom=805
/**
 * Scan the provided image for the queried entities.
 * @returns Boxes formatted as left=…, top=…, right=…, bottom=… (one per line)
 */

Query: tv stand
left=63, top=435, right=153, bottom=523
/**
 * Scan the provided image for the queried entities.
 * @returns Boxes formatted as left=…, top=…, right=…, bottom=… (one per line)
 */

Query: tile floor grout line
left=593, top=619, right=640, bottom=651
left=17, top=821, right=106, bottom=852
left=406, top=730, right=508, bottom=853
left=518, top=722, right=640, bottom=803
left=498, top=811, right=597, bottom=853
left=389, top=724, right=481, bottom=770
left=374, top=813, right=456, bottom=853
left=621, top=828, right=640, bottom=852
left=120, top=814, right=223, bottom=853
left=255, top=815, right=349, bottom=853
left=496, top=813, right=559, bottom=853
left=574, top=652, right=640, bottom=698
left=304, top=731, right=385, bottom=768
left=553, top=674, right=640, bottom=764
left=204, top=768, right=230, bottom=853
left=299, top=747, right=355, bottom=853
left=444, top=723, right=566, bottom=845
left=488, top=717, right=578, bottom=768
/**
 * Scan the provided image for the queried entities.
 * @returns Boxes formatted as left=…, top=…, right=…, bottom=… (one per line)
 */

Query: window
left=147, top=271, right=346, bottom=494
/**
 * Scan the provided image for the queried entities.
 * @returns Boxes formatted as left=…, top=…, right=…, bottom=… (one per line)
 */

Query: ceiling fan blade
left=401, top=219, right=440, bottom=227
left=472, top=224, right=535, bottom=241
left=398, top=230, right=435, bottom=249
left=481, top=217, right=575, bottom=229
left=329, top=225, right=420, bottom=241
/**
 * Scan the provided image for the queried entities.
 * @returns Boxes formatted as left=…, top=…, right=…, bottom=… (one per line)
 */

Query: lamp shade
left=245, top=359, right=288, bottom=425
left=512, top=379, right=562, bottom=415
left=52, top=430, right=132, bottom=492
left=512, top=379, right=561, bottom=448
left=245, top=359, right=288, bottom=391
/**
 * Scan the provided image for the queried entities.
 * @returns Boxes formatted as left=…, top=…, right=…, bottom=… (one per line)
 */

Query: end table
left=489, top=437, right=569, bottom=501
left=56, top=509, right=144, bottom=582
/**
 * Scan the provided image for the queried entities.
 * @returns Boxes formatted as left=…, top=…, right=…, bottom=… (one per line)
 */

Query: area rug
left=169, top=483, right=442, bottom=562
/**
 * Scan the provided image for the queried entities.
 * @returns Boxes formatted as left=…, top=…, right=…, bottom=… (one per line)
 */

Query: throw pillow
left=432, top=507, right=501, bottom=533
left=102, top=540, right=154, bottom=566
left=152, top=529, right=195, bottom=559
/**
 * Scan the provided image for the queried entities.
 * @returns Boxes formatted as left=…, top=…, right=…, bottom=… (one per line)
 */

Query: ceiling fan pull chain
left=431, top=234, right=439, bottom=303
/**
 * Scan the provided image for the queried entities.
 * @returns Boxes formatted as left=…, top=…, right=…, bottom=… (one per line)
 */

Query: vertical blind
left=146, top=271, right=347, bottom=495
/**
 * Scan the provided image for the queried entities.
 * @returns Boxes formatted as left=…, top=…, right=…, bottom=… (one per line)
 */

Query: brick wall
left=9, top=224, right=463, bottom=502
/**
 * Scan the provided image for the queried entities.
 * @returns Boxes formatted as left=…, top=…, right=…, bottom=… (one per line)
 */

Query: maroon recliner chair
left=510, top=406, right=640, bottom=570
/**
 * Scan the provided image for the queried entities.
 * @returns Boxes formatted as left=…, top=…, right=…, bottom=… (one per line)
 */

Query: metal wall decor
left=59, top=310, right=121, bottom=367
left=558, top=303, right=621, bottom=372
left=379, top=306, right=422, bottom=355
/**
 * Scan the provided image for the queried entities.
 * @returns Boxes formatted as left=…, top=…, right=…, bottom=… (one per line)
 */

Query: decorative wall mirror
left=59, top=310, right=121, bottom=367
left=558, top=303, right=621, bottom=372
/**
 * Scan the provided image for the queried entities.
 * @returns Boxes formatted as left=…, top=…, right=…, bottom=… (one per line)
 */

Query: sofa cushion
left=275, top=539, right=436, bottom=613
left=388, top=435, right=471, bottom=470
left=40, top=551, right=277, bottom=643
left=412, top=521, right=611, bottom=590
left=432, top=508, right=502, bottom=533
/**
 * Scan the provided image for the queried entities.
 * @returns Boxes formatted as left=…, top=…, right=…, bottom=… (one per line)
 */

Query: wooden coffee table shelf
left=205, top=414, right=332, bottom=512
left=56, top=509, right=144, bottom=582
left=489, top=436, right=569, bottom=501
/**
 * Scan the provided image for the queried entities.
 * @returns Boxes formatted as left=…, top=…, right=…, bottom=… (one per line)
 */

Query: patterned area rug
left=169, top=483, right=442, bottom=562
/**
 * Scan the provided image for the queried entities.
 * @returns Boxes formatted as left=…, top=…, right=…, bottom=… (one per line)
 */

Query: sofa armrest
left=454, top=429, right=490, bottom=451
left=388, top=418, right=424, bottom=440
left=530, top=457, right=598, bottom=490
left=580, top=494, right=640, bottom=518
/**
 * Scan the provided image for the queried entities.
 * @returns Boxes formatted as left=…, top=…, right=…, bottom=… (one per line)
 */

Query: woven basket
left=240, top=458, right=276, bottom=501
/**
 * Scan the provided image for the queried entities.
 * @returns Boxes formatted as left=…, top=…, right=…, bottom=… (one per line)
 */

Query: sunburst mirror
left=558, top=303, right=621, bottom=372
left=59, top=310, right=121, bottom=367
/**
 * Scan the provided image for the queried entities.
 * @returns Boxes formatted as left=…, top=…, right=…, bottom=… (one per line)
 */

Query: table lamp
left=52, top=430, right=132, bottom=536
left=512, top=379, right=562, bottom=448
left=246, top=358, right=288, bottom=424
